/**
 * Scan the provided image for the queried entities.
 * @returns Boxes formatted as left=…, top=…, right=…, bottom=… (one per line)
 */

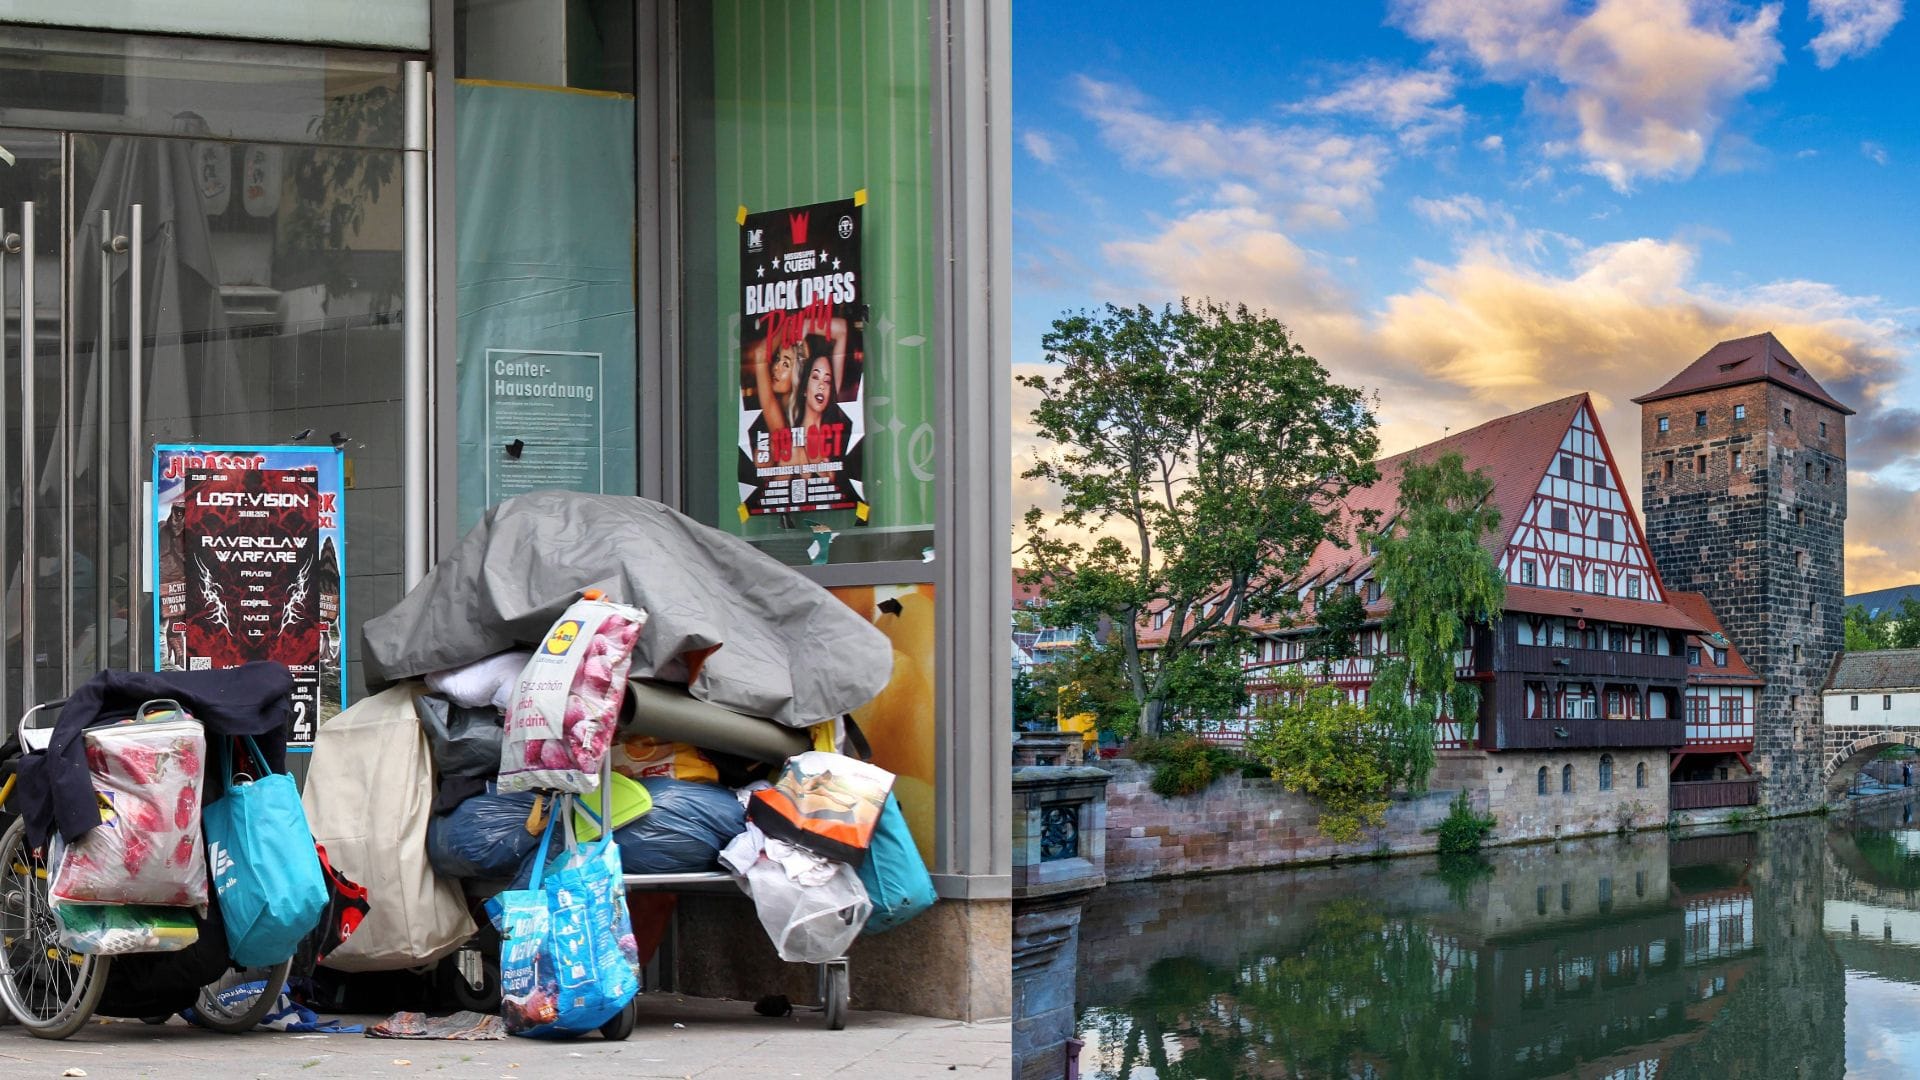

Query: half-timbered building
left=1146, top=380, right=1783, bottom=836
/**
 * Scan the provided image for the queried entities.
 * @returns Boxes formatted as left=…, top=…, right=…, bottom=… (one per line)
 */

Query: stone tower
left=1634, top=332, right=1850, bottom=813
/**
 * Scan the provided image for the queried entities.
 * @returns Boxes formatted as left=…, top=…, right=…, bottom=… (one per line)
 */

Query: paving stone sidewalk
left=0, top=995, right=1011, bottom=1079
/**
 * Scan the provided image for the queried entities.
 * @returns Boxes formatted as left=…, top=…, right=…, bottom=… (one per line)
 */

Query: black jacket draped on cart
left=16, top=662, right=294, bottom=847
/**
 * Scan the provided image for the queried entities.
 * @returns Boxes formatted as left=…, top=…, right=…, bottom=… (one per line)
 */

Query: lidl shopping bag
left=203, top=735, right=327, bottom=967
left=498, top=594, right=647, bottom=795
left=485, top=809, right=638, bottom=1038
left=855, top=794, right=936, bottom=935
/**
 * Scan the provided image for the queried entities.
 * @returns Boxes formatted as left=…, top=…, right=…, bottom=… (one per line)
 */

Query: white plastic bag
left=50, top=713, right=209, bottom=909
left=724, top=823, right=872, bottom=964
left=499, top=594, right=646, bottom=794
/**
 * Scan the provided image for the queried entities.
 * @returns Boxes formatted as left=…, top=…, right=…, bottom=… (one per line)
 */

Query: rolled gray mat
left=619, top=678, right=811, bottom=764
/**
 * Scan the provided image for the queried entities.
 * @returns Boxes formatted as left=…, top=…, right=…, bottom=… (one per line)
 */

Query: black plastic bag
left=425, top=788, right=543, bottom=882
left=612, top=778, right=747, bottom=875
left=416, top=694, right=504, bottom=782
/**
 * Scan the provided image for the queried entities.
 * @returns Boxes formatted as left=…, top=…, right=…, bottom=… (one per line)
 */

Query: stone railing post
left=1011, top=734, right=1109, bottom=1080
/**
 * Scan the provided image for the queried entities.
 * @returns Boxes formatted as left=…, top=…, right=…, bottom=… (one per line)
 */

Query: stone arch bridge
left=1825, top=726, right=1920, bottom=798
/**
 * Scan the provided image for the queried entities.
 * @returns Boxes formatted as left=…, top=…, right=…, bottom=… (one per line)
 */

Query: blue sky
left=1013, top=0, right=1920, bottom=590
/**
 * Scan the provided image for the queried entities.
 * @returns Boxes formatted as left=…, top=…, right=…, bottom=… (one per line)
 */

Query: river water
left=1075, top=801, right=1920, bottom=1079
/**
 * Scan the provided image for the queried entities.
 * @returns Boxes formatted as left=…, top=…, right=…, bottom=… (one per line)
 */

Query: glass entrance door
left=0, top=26, right=414, bottom=725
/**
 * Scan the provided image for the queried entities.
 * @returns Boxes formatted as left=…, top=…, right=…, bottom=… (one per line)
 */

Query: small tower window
left=1658, top=415, right=1669, bottom=433
left=1695, top=410, right=1708, bottom=428
left=1852, top=695, right=1860, bottom=711
left=1793, top=644, right=1802, bottom=663
left=1820, top=421, right=1828, bottom=438
left=1796, top=507, right=1805, bottom=526
left=1784, top=407, right=1793, bottom=424
left=1886, top=695, right=1894, bottom=710
left=1664, top=459, right=1674, bottom=482
left=1734, top=404, right=1746, bottom=420
left=1697, top=454, right=1707, bottom=473
left=1805, top=462, right=1814, bottom=481
left=1538, top=766, right=1549, bottom=796
left=1732, top=451, right=1743, bottom=470
left=1796, top=551, right=1808, bottom=571
left=1825, top=465, right=1832, bottom=482
left=1636, top=762, right=1647, bottom=789
left=1562, top=764, right=1574, bottom=794
left=1599, top=755, right=1614, bottom=792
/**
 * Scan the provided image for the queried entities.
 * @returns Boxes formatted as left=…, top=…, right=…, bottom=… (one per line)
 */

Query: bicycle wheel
left=191, top=958, right=293, bottom=1034
left=0, top=818, right=110, bottom=1039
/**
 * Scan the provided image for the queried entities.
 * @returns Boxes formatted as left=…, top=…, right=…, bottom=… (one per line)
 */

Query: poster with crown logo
left=738, top=193, right=868, bottom=521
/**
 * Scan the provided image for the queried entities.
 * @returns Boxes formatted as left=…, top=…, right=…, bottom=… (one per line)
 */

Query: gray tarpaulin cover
left=361, top=492, right=891, bottom=727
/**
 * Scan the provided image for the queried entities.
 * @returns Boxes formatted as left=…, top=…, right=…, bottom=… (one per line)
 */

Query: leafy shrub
left=1130, top=735, right=1246, bottom=798
left=1434, top=791, right=1495, bottom=855
left=1245, top=674, right=1393, bottom=841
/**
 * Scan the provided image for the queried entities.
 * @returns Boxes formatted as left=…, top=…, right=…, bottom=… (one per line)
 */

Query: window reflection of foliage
left=287, top=86, right=402, bottom=306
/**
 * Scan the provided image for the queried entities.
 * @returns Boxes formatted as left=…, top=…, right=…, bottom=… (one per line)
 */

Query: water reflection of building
left=1077, top=824, right=1848, bottom=1080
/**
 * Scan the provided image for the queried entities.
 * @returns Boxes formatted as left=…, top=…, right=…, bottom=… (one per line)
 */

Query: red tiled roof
left=1631, top=332, right=1854, bottom=415
left=1503, top=585, right=1706, bottom=633
left=1665, top=590, right=1764, bottom=685
left=1284, top=393, right=1591, bottom=597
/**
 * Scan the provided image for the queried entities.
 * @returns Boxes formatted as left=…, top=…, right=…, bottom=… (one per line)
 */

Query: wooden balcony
left=1492, top=716, right=1686, bottom=750
left=1504, top=644, right=1687, bottom=683
left=1670, top=779, right=1758, bottom=811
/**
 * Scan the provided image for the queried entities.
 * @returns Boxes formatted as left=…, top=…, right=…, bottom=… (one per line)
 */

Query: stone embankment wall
left=1101, top=760, right=1456, bottom=882
left=1102, top=749, right=1670, bottom=882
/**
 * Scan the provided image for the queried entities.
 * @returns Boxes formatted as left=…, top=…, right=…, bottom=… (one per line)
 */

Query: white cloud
left=1297, top=66, right=1466, bottom=146
left=1809, top=0, right=1904, bottom=67
left=1479, top=134, right=1506, bottom=151
left=1863, top=140, right=1890, bottom=164
left=1796, top=147, right=1821, bottom=158
left=1073, top=76, right=1391, bottom=228
left=1393, top=0, right=1785, bottom=191
left=1022, top=130, right=1061, bottom=166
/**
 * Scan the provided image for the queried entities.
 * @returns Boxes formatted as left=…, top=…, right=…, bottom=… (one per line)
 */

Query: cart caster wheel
left=599, top=999, right=637, bottom=1041
left=822, top=961, right=848, bottom=1031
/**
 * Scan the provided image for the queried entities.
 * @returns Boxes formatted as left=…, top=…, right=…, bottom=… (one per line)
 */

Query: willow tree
left=1367, top=452, right=1505, bottom=791
left=1019, top=299, right=1379, bottom=736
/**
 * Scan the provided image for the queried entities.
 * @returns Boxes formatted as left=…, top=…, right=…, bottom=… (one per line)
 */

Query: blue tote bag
left=856, top=793, right=937, bottom=934
left=487, top=794, right=638, bottom=1038
left=202, top=735, right=328, bottom=967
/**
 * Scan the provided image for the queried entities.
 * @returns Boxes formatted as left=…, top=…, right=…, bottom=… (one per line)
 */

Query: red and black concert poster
left=174, top=465, right=324, bottom=743
left=737, top=193, right=868, bottom=519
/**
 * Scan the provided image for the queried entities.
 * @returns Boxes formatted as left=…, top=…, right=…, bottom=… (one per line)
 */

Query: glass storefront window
left=680, top=0, right=937, bottom=566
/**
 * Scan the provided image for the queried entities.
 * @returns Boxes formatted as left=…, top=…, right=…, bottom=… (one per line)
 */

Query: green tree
left=1891, top=597, right=1920, bottom=649
left=1303, top=588, right=1367, bottom=674
left=1846, top=602, right=1890, bottom=652
left=1031, top=632, right=1141, bottom=739
left=1246, top=673, right=1393, bottom=841
left=1019, top=299, right=1379, bottom=736
left=1011, top=667, right=1049, bottom=730
left=1366, top=452, right=1505, bottom=792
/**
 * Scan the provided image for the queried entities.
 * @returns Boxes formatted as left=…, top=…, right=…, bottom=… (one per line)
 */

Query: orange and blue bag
left=746, top=751, right=895, bottom=869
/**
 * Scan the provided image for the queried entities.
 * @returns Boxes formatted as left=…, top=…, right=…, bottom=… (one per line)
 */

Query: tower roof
left=1631, top=332, right=1854, bottom=415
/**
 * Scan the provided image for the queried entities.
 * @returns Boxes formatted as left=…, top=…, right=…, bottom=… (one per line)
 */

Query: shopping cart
left=0, top=700, right=292, bottom=1039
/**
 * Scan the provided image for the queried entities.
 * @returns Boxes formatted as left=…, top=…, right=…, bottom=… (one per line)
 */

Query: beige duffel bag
left=302, top=684, right=476, bottom=971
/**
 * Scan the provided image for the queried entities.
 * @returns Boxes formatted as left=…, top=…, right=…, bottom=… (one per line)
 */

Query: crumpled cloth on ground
left=366, top=1010, right=507, bottom=1040
left=425, top=651, right=531, bottom=712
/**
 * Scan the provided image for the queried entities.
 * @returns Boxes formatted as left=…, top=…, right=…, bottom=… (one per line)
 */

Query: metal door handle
left=17, top=200, right=32, bottom=705
left=96, top=208, right=113, bottom=668
left=126, top=203, right=142, bottom=671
